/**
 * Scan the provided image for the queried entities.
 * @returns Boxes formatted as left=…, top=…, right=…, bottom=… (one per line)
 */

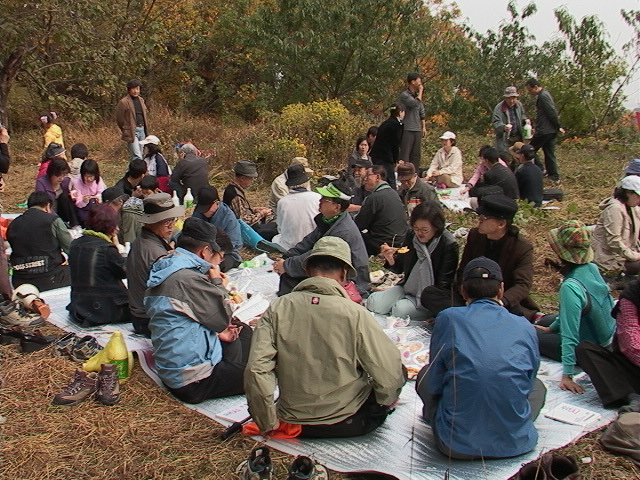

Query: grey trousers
left=399, top=130, right=422, bottom=169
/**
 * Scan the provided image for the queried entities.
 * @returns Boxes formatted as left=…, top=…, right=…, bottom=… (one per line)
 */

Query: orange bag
left=242, top=420, right=302, bottom=439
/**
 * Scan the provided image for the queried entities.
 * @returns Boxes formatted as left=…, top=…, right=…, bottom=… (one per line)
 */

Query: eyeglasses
left=162, top=217, right=176, bottom=227
left=365, top=173, right=379, bottom=178
left=412, top=226, right=432, bottom=234
left=319, top=197, right=338, bottom=204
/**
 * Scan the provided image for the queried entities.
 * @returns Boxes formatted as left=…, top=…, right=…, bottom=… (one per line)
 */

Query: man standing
left=355, top=165, right=408, bottom=256
left=126, top=193, right=184, bottom=337
left=417, top=257, right=545, bottom=460
left=369, top=103, right=405, bottom=190
left=525, top=78, right=563, bottom=183
left=144, top=218, right=252, bottom=403
left=397, top=73, right=426, bottom=170
left=245, top=236, right=405, bottom=438
left=7, top=191, right=72, bottom=292
left=492, top=86, right=528, bottom=154
left=115, top=79, right=149, bottom=162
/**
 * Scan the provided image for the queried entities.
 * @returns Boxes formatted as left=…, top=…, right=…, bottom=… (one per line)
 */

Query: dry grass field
left=1, top=115, right=640, bottom=479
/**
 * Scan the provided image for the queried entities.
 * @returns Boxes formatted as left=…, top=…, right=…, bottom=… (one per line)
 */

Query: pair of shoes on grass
left=0, top=326, right=57, bottom=353
left=236, top=446, right=328, bottom=479
left=54, top=332, right=103, bottom=362
left=52, top=365, right=120, bottom=407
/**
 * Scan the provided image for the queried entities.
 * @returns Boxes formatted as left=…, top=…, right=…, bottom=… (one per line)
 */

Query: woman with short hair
left=67, top=204, right=131, bottom=327
left=366, top=200, right=459, bottom=321
left=425, top=131, right=464, bottom=188
left=35, top=157, right=77, bottom=226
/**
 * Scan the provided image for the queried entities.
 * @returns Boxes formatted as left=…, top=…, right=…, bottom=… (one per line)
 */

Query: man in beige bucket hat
left=245, top=236, right=405, bottom=438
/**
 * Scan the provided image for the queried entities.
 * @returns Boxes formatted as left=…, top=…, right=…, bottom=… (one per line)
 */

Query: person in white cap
left=592, top=176, right=640, bottom=276
left=425, top=131, right=463, bottom=187
left=139, top=135, right=172, bottom=193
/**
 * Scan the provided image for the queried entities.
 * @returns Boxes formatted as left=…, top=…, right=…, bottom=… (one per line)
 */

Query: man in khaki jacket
left=115, top=79, right=149, bottom=162
left=245, top=236, right=405, bottom=438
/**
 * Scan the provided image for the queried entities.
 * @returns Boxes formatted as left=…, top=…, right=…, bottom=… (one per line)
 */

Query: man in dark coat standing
left=526, top=78, right=563, bottom=183
left=369, top=103, right=405, bottom=189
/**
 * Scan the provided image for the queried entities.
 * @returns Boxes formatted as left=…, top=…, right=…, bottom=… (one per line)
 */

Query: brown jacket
left=115, top=95, right=149, bottom=142
left=457, top=227, right=539, bottom=319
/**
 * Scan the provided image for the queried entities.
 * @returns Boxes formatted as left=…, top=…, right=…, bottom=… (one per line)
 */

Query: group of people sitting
left=1, top=110, right=639, bottom=462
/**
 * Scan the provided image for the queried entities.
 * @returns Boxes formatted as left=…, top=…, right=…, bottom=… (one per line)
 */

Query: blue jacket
left=144, top=248, right=231, bottom=389
left=419, top=299, right=540, bottom=458
left=192, top=202, right=242, bottom=264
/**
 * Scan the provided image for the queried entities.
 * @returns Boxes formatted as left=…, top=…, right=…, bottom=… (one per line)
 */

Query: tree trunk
left=0, top=47, right=26, bottom=128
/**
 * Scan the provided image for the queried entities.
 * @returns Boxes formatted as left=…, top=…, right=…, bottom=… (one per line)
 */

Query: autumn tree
left=0, top=0, right=182, bottom=126
left=244, top=0, right=426, bottom=110
left=534, top=8, right=627, bottom=137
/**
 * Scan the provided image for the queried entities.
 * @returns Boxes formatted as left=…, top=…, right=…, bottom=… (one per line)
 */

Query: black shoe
left=256, top=240, right=287, bottom=254
left=20, top=330, right=57, bottom=353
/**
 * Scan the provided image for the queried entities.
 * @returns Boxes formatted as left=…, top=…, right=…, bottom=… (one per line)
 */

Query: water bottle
left=107, top=331, right=130, bottom=382
left=172, top=191, right=181, bottom=207
left=184, top=188, right=194, bottom=208
left=523, top=119, right=533, bottom=140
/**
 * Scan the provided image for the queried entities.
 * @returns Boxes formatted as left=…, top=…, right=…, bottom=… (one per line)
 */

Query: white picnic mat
left=437, top=187, right=472, bottom=213
left=41, top=264, right=616, bottom=480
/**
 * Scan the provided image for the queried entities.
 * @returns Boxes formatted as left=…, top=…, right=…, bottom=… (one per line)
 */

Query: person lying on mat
left=245, top=236, right=405, bottom=438
left=417, top=257, right=546, bottom=460
left=144, top=217, right=252, bottom=403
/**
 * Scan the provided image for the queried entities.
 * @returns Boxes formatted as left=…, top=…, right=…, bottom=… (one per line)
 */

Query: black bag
left=543, top=188, right=564, bottom=201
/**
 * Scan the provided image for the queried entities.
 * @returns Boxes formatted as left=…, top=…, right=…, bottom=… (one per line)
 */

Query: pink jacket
left=71, top=176, right=106, bottom=208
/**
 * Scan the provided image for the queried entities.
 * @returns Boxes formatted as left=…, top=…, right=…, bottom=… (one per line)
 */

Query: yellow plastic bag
left=82, top=331, right=134, bottom=383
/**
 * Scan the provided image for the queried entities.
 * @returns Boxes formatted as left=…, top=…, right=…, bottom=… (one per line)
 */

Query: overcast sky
left=450, top=0, right=640, bottom=108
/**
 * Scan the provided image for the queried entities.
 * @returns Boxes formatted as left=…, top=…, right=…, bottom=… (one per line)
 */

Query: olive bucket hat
left=302, top=236, right=356, bottom=278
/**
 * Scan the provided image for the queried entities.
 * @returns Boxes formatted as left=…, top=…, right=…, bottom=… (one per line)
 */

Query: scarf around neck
left=403, top=233, right=441, bottom=299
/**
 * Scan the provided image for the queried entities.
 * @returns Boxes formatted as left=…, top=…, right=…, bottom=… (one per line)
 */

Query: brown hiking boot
left=52, top=369, right=98, bottom=406
left=96, top=364, right=120, bottom=406
left=0, top=301, right=44, bottom=328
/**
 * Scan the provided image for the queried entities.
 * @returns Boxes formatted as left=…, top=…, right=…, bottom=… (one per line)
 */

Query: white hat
left=439, top=131, right=456, bottom=140
left=621, top=175, right=640, bottom=195
left=139, top=135, right=161, bottom=147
